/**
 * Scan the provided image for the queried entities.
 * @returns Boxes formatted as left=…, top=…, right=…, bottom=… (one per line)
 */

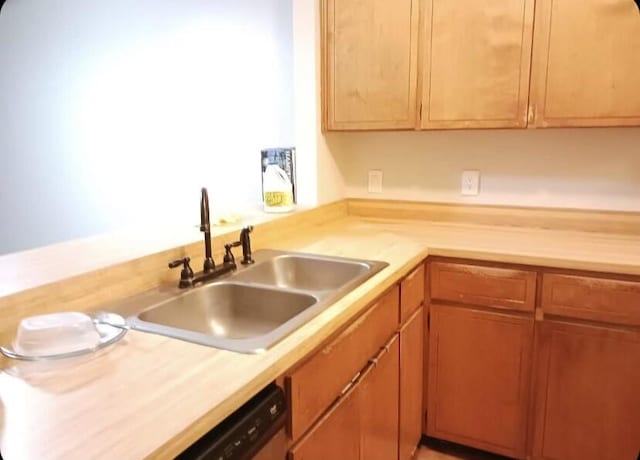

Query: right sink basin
left=232, top=254, right=373, bottom=291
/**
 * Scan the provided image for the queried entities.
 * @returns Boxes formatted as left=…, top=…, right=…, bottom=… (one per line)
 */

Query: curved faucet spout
left=200, top=187, right=215, bottom=272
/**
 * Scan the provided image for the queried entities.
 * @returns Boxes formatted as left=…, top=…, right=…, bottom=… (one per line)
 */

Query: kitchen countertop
left=1, top=215, right=639, bottom=460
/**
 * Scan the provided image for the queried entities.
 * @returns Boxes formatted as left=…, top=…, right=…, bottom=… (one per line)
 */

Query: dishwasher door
left=177, top=383, right=286, bottom=460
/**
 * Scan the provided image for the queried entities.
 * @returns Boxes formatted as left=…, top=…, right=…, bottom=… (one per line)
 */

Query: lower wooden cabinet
left=286, top=286, right=399, bottom=439
left=288, top=376, right=361, bottom=460
left=427, top=304, right=533, bottom=459
left=531, top=320, right=640, bottom=460
left=425, top=259, right=640, bottom=460
left=399, top=306, right=424, bottom=460
left=289, top=336, right=399, bottom=460
left=361, top=336, right=400, bottom=460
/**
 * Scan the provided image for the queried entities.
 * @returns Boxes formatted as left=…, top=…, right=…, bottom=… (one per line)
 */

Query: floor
left=416, top=439, right=510, bottom=460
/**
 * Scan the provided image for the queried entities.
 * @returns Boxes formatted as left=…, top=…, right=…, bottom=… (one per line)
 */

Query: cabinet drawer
left=286, top=286, right=399, bottom=440
left=400, top=264, right=425, bottom=323
left=541, top=274, right=640, bottom=326
left=430, top=262, right=536, bottom=312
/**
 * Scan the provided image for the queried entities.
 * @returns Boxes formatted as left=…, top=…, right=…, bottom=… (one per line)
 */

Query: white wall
left=292, top=0, right=345, bottom=206
left=332, top=128, right=640, bottom=212
left=0, top=0, right=294, bottom=255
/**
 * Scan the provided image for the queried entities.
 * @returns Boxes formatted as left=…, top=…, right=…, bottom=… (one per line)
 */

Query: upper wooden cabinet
left=321, top=0, right=420, bottom=130
left=419, top=0, right=535, bottom=129
left=321, top=0, right=640, bottom=130
left=530, top=0, right=640, bottom=127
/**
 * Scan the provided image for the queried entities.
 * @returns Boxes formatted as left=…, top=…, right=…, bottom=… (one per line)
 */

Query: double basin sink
left=128, top=250, right=388, bottom=353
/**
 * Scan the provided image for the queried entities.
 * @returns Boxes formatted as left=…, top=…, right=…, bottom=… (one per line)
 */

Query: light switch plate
left=368, top=170, right=383, bottom=193
left=461, top=170, right=480, bottom=196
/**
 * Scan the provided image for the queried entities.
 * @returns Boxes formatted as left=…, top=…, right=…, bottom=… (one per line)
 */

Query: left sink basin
left=129, top=282, right=318, bottom=352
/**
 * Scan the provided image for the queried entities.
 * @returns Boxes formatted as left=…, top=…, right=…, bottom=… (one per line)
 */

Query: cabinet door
left=289, top=336, right=400, bottom=460
left=399, top=306, right=424, bottom=460
left=287, top=286, right=399, bottom=440
left=322, top=0, right=420, bottom=130
left=419, top=0, right=535, bottom=129
left=532, top=321, right=640, bottom=460
left=530, top=0, right=640, bottom=127
left=361, top=336, right=400, bottom=460
left=427, top=305, right=533, bottom=459
left=289, top=381, right=361, bottom=460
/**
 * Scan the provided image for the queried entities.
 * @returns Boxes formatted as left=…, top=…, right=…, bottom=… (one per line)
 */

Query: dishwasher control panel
left=177, top=383, right=286, bottom=460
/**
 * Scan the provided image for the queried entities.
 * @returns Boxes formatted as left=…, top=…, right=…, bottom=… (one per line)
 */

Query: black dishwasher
left=177, top=383, right=286, bottom=460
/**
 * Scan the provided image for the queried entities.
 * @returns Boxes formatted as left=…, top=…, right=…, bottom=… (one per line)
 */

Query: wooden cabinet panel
left=541, top=273, right=640, bottom=326
left=420, top=0, right=535, bottom=129
left=427, top=305, right=533, bottom=459
left=287, top=286, right=399, bottom=440
left=530, top=0, right=640, bottom=127
left=532, top=320, right=640, bottom=460
left=322, top=0, right=419, bottom=130
left=361, top=336, right=400, bottom=460
left=399, top=306, right=424, bottom=460
left=430, top=262, right=537, bottom=312
left=288, top=378, right=361, bottom=460
left=289, top=335, right=399, bottom=460
left=401, top=264, right=425, bottom=323
left=254, top=429, right=286, bottom=460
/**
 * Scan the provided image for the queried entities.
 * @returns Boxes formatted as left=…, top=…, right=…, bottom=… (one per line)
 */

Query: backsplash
left=331, top=127, right=640, bottom=212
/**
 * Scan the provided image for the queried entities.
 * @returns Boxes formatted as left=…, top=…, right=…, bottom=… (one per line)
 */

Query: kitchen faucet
left=168, top=187, right=255, bottom=289
left=200, top=187, right=215, bottom=273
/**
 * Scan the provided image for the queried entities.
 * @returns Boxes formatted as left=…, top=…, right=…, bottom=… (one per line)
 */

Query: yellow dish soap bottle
left=263, top=164, right=295, bottom=213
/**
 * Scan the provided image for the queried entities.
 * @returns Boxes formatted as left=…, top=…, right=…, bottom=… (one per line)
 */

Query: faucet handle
left=239, top=226, right=255, bottom=265
left=223, top=242, right=241, bottom=265
left=168, top=257, right=190, bottom=269
left=168, top=257, right=194, bottom=289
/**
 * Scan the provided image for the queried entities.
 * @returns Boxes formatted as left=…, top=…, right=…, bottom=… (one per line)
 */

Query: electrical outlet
left=461, top=170, right=480, bottom=196
left=368, top=170, right=383, bottom=193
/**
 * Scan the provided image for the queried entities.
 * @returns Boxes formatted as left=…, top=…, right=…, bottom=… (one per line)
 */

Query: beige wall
left=330, top=127, right=640, bottom=212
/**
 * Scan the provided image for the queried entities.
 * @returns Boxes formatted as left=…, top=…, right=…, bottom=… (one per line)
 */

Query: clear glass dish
left=0, top=312, right=128, bottom=361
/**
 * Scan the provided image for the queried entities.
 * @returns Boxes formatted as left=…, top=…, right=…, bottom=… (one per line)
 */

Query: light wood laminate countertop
left=1, top=216, right=639, bottom=460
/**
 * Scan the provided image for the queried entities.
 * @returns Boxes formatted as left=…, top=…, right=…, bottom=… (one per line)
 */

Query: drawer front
left=430, top=262, right=537, bottom=312
left=287, top=286, right=399, bottom=440
left=400, top=264, right=425, bottom=323
left=541, top=274, right=640, bottom=326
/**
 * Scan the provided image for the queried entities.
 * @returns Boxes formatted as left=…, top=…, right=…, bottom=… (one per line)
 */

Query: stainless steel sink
left=232, top=254, right=372, bottom=291
left=137, top=283, right=317, bottom=339
left=128, top=250, right=388, bottom=353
